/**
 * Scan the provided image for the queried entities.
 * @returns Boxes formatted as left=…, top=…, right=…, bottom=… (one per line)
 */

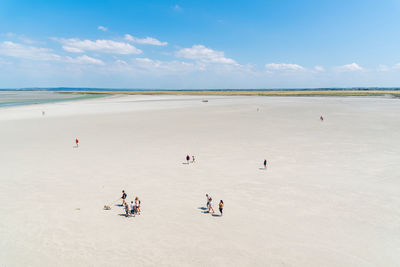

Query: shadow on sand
left=118, top=213, right=133, bottom=217
left=212, top=214, right=221, bottom=217
left=198, top=207, right=212, bottom=214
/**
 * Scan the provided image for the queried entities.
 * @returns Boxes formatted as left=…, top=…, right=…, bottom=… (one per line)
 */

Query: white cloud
left=173, top=4, right=183, bottom=11
left=265, top=63, right=305, bottom=71
left=1, top=32, right=16, bottom=38
left=314, top=65, right=325, bottom=72
left=0, top=57, right=12, bottom=65
left=0, top=41, right=61, bottom=61
left=66, top=55, right=105, bottom=65
left=176, top=45, right=237, bottom=65
left=377, top=64, right=390, bottom=71
left=335, top=62, right=364, bottom=72
left=124, top=34, right=167, bottom=46
left=132, top=57, right=195, bottom=72
left=106, top=57, right=253, bottom=77
left=18, top=36, right=36, bottom=44
left=98, top=26, right=108, bottom=32
left=1, top=32, right=37, bottom=44
left=56, top=38, right=142, bottom=54
left=392, top=63, right=400, bottom=69
left=115, top=59, right=128, bottom=65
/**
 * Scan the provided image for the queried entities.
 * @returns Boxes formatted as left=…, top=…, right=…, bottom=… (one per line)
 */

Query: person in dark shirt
left=121, top=190, right=127, bottom=206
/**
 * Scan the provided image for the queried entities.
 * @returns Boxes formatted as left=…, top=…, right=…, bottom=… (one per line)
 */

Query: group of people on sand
left=205, top=194, right=224, bottom=216
left=186, top=154, right=195, bottom=164
left=121, top=190, right=141, bottom=217
left=100, top=114, right=327, bottom=220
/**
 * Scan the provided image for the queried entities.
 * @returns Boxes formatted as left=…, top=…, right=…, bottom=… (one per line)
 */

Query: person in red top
left=186, top=155, right=190, bottom=164
left=75, top=138, right=79, bottom=147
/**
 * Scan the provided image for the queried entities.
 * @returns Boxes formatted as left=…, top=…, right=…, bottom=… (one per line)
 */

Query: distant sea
left=1, top=87, right=399, bottom=108
left=3, top=87, right=400, bottom=92
left=0, top=90, right=103, bottom=108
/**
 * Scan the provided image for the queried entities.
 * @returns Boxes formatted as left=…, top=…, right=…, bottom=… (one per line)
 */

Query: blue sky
left=0, top=0, right=400, bottom=89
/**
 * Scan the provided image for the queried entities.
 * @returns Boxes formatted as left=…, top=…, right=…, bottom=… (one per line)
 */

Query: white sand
left=0, top=95, right=399, bottom=267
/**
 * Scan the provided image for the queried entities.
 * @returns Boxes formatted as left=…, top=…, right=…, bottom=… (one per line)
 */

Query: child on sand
left=124, top=203, right=130, bottom=217
left=219, top=200, right=224, bottom=216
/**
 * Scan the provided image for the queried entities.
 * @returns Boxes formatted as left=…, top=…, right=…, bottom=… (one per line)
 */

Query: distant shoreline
left=55, top=90, right=400, bottom=98
left=0, top=91, right=105, bottom=109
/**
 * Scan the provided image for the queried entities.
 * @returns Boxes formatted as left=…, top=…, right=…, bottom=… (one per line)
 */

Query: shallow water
left=0, top=90, right=102, bottom=108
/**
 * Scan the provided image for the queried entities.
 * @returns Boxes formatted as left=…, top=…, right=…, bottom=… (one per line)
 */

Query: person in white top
left=130, top=201, right=135, bottom=216
left=207, top=195, right=215, bottom=214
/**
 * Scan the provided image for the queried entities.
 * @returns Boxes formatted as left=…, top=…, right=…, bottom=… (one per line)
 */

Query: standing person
left=130, top=201, right=136, bottom=216
left=219, top=200, right=224, bottom=216
left=264, top=159, right=267, bottom=169
left=205, top=194, right=210, bottom=209
left=208, top=195, right=215, bottom=214
left=320, top=115, right=324, bottom=121
left=124, top=202, right=130, bottom=217
left=75, top=138, right=79, bottom=147
left=121, top=190, right=127, bottom=206
left=186, top=155, right=190, bottom=164
left=135, top=197, right=141, bottom=215
left=192, top=155, right=195, bottom=163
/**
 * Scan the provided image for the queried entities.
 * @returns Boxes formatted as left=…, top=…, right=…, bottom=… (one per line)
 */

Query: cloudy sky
left=1, top=0, right=400, bottom=89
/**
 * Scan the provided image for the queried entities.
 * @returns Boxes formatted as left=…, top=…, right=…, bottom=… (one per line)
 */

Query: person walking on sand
left=186, top=155, right=190, bottom=164
left=75, top=138, right=79, bottom=147
left=320, top=115, right=324, bottom=121
left=130, top=201, right=136, bottom=216
left=192, top=155, right=195, bottom=163
left=264, top=159, right=267, bottom=169
left=121, top=190, right=127, bottom=206
left=219, top=200, right=224, bottom=216
left=207, top=194, right=215, bottom=214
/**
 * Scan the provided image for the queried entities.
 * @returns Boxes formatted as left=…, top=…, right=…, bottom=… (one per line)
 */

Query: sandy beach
left=0, top=95, right=399, bottom=267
